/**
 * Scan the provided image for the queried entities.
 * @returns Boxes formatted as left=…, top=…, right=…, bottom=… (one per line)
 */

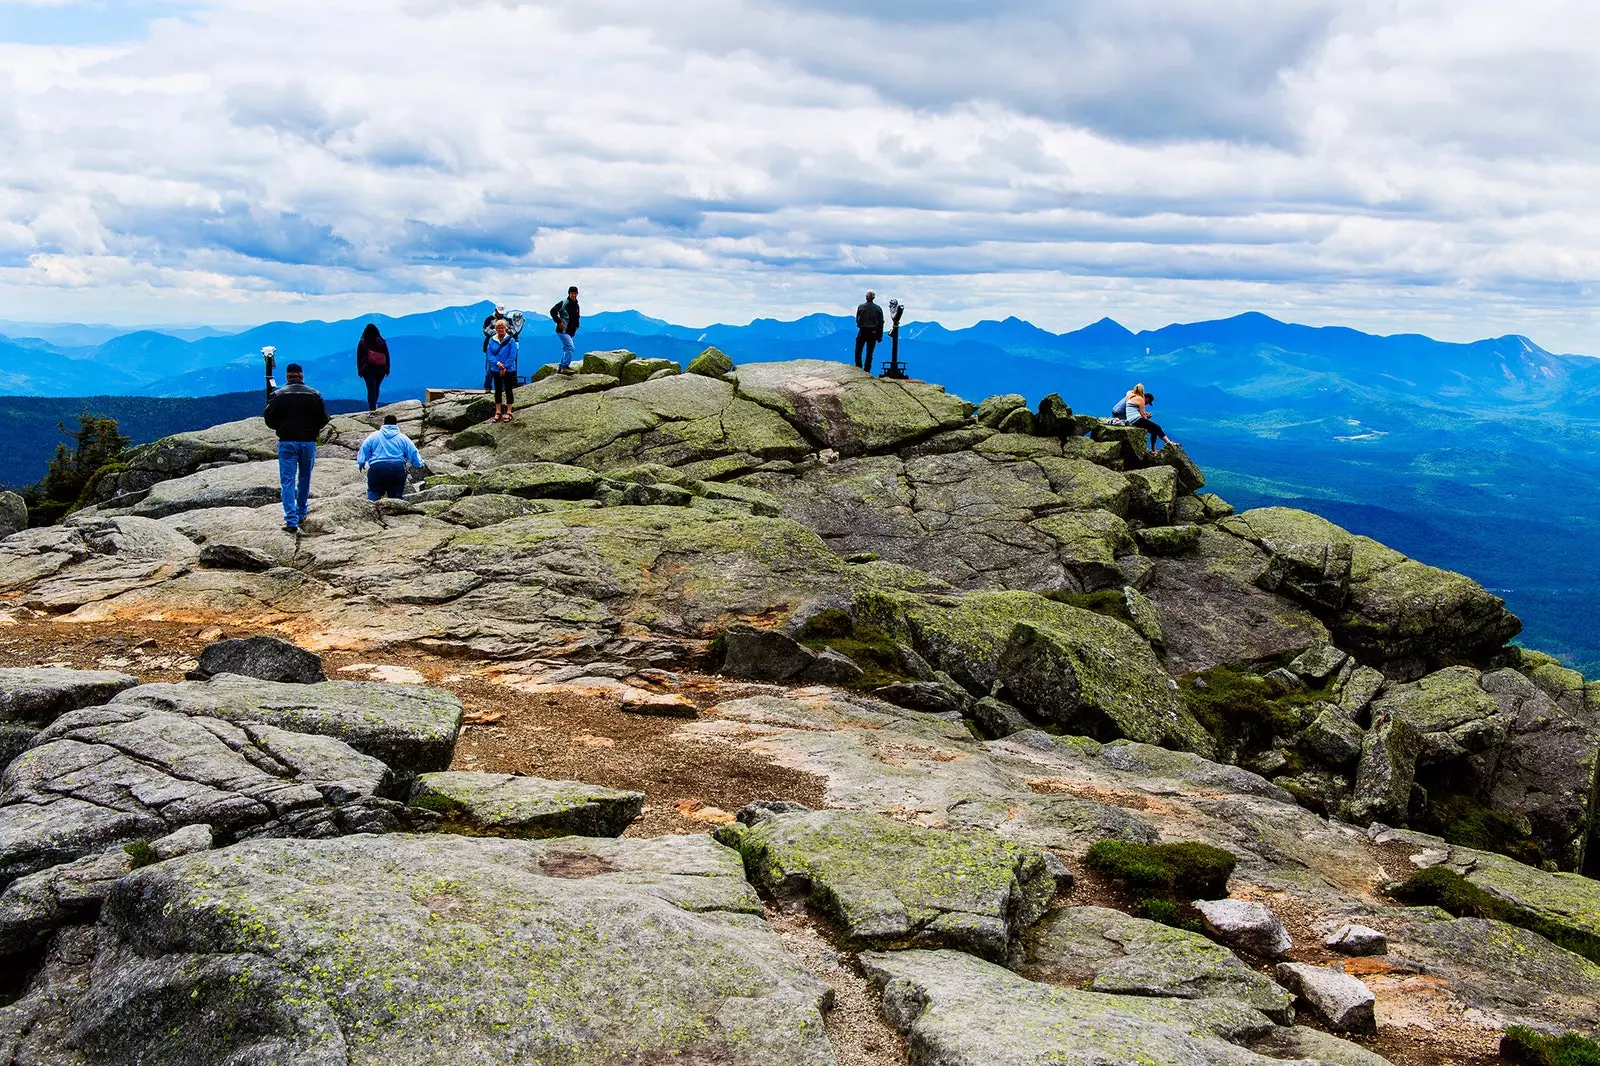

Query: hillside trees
left=22, top=411, right=130, bottom=525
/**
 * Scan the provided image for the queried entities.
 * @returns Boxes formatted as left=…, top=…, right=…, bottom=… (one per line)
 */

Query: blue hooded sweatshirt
left=356, top=424, right=423, bottom=469
left=486, top=335, right=518, bottom=375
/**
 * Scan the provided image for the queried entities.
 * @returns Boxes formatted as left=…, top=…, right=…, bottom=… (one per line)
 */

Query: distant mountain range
left=2, top=302, right=1596, bottom=676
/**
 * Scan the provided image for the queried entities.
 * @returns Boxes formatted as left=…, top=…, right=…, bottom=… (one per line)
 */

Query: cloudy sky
left=0, top=0, right=1596, bottom=348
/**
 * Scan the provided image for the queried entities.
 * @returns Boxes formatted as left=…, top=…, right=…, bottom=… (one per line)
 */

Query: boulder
left=1372, top=666, right=1506, bottom=765
left=0, top=704, right=405, bottom=889
left=410, top=771, right=644, bottom=837
left=1089, top=423, right=1152, bottom=465
left=718, top=808, right=1055, bottom=960
left=1340, top=666, right=1386, bottom=717
left=423, top=392, right=496, bottom=432
left=1135, top=524, right=1201, bottom=556
left=971, top=696, right=1032, bottom=739
left=1032, top=510, right=1137, bottom=590
left=1025, top=905, right=1295, bottom=1023
left=1160, top=444, right=1207, bottom=493
left=1197, top=493, right=1235, bottom=519
left=197, top=542, right=277, bottom=571
left=0, top=492, right=25, bottom=539
left=127, top=458, right=366, bottom=519
left=0, top=668, right=140, bottom=729
left=112, top=676, right=463, bottom=776
left=996, top=620, right=1214, bottom=757
left=7, top=834, right=833, bottom=1066
left=1125, top=466, right=1178, bottom=524
left=1193, top=899, right=1292, bottom=958
left=732, top=359, right=970, bottom=457
left=580, top=348, right=636, bottom=376
left=863, top=948, right=1313, bottom=1066
left=1290, top=642, right=1351, bottom=683
left=1345, top=709, right=1423, bottom=824
left=1325, top=924, right=1387, bottom=956
left=1224, top=508, right=1521, bottom=666
left=618, top=357, right=680, bottom=385
left=1034, top=393, right=1076, bottom=438
left=872, top=681, right=965, bottom=715
left=1033, top=457, right=1131, bottom=514
left=88, top=417, right=280, bottom=504
left=997, top=407, right=1035, bottom=435
left=1275, top=962, right=1376, bottom=1034
left=1299, top=707, right=1363, bottom=767
left=190, top=635, right=326, bottom=684
left=685, top=345, right=734, bottom=377
left=1122, top=586, right=1165, bottom=649
left=975, top=393, right=1027, bottom=429
left=719, top=624, right=818, bottom=681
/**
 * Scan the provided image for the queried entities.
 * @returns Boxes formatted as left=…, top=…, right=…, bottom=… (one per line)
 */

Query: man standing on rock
left=855, top=291, right=884, bottom=372
left=263, top=363, right=330, bottom=534
left=550, top=285, right=581, bottom=374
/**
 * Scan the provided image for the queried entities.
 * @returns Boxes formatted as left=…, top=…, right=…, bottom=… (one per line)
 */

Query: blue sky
left=0, top=0, right=1596, bottom=351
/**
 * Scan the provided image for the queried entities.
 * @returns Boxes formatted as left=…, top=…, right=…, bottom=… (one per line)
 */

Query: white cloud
left=0, top=0, right=1594, bottom=351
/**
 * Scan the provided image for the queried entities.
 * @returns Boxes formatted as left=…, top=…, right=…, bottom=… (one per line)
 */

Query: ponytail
left=1133, top=383, right=1145, bottom=397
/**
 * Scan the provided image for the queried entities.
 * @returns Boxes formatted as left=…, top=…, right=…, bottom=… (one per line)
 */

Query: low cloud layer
left=0, top=0, right=1595, bottom=348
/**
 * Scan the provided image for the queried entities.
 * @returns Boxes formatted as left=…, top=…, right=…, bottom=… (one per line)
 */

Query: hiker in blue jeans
left=263, top=363, right=330, bottom=533
left=356, top=414, right=425, bottom=499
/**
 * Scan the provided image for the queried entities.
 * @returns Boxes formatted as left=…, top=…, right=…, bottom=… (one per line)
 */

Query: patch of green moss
left=1042, top=590, right=1134, bottom=627
left=1503, top=1026, right=1600, bottom=1066
left=1391, top=867, right=1600, bottom=964
left=410, top=794, right=468, bottom=817
left=1137, top=897, right=1203, bottom=933
left=124, top=840, right=158, bottom=869
left=1179, top=666, right=1330, bottom=753
left=1422, top=792, right=1545, bottom=868
left=1085, top=840, right=1236, bottom=899
left=795, top=611, right=912, bottom=690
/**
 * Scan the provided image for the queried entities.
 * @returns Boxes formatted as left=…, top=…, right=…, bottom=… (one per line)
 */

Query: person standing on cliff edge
left=551, top=286, right=581, bottom=374
left=855, top=291, right=884, bottom=372
left=355, top=323, right=390, bottom=413
left=263, top=363, right=330, bottom=534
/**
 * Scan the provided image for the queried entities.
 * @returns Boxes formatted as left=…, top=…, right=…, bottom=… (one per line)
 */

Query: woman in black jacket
left=356, top=323, right=390, bottom=412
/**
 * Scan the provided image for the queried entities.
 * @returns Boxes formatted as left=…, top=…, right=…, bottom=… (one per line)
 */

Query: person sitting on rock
left=486, top=318, right=519, bottom=422
left=356, top=414, right=426, bottom=501
left=1111, top=383, right=1177, bottom=451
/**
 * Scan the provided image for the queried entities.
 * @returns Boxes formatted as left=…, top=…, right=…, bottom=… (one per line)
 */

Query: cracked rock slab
left=0, top=668, right=140, bottom=730
left=862, top=948, right=1358, bottom=1066
left=111, top=674, right=463, bottom=776
left=0, top=704, right=406, bottom=889
left=1024, top=906, right=1295, bottom=1023
left=717, top=807, right=1055, bottom=961
left=410, top=771, right=644, bottom=837
left=1, top=834, right=834, bottom=1066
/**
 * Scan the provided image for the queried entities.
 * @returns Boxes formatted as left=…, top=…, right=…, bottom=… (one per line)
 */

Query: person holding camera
left=854, top=291, right=884, bottom=372
left=486, top=317, right=519, bottom=422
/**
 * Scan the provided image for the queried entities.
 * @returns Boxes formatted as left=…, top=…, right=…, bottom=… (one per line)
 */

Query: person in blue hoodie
left=485, top=317, right=519, bottom=422
left=355, top=414, right=426, bottom=500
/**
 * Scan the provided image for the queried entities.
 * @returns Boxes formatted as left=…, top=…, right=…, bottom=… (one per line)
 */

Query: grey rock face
left=0, top=704, right=404, bottom=889
left=1345, top=709, right=1422, bottom=824
left=1290, top=642, right=1351, bottom=683
left=410, top=771, right=644, bottom=837
left=872, top=681, right=966, bottom=715
left=1275, top=962, right=1377, bottom=1034
left=112, top=675, right=462, bottom=776
left=1300, top=708, right=1364, bottom=767
left=1325, top=924, right=1387, bottom=956
left=863, top=948, right=1320, bottom=1066
left=5, top=834, right=834, bottom=1066
left=719, top=808, right=1055, bottom=961
left=972, top=696, right=1032, bottom=739
left=190, top=635, right=327, bottom=684
left=719, top=623, right=818, bottom=681
left=1193, top=899, right=1292, bottom=958
left=0, top=491, right=25, bottom=539
left=1025, top=906, right=1295, bottom=1023
left=0, top=668, right=140, bottom=728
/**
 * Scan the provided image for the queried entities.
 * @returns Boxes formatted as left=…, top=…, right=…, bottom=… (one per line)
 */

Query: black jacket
left=357, top=336, right=390, bottom=379
left=856, top=300, right=884, bottom=338
left=264, top=382, right=330, bottom=443
left=560, top=296, right=580, bottom=336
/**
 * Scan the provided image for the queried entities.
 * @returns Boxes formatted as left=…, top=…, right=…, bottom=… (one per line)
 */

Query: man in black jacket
left=263, top=363, right=330, bottom=534
left=855, top=291, right=884, bottom=372
left=552, top=286, right=580, bottom=373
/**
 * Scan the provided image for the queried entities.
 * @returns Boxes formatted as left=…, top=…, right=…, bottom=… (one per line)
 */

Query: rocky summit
left=0, top=353, right=1596, bottom=1065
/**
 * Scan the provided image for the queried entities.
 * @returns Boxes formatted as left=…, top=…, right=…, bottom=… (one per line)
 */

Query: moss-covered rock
left=618, top=357, right=679, bottom=385
left=410, top=772, right=643, bottom=837
left=1032, top=509, right=1135, bottom=590
left=1135, top=524, right=1202, bottom=556
left=719, top=808, right=1055, bottom=960
left=1024, top=905, right=1294, bottom=1023
left=580, top=349, right=636, bottom=376
left=1224, top=507, right=1522, bottom=666
left=424, top=461, right=601, bottom=499
left=733, top=359, right=970, bottom=457
left=975, top=393, right=1027, bottom=429
left=1125, top=466, right=1178, bottom=524
left=40, top=834, right=833, bottom=1065
left=686, top=346, right=734, bottom=377
left=997, top=620, right=1215, bottom=756
left=1032, top=457, right=1130, bottom=515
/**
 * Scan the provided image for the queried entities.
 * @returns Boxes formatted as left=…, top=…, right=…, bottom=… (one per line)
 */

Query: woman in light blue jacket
left=486, top=317, right=519, bottom=422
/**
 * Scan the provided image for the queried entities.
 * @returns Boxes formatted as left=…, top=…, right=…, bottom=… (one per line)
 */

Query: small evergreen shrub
left=1423, top=793, right=1545, bottom=867
left=1043, top=590, right=1135, bottom=626
left=410, top=794, right=468, bottom=817
left=1503, top=1026, right=1600, bottom=1066
left=1137, top=897, right=1203, bottom=933
left=123, top=840, right=157, bottom=869
left=1085, top=840, right=1237, bottom=898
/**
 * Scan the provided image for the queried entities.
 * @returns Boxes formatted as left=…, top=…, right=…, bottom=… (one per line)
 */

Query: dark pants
left=362, top=371, right=385, bottom=412
left=854, top=330, right=878, bottom=371
left=493, top=372, right=516, bottom=405
left=1130, top=416, right=1166, bottom=448
left=366, top=460, right=407, bottom=501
